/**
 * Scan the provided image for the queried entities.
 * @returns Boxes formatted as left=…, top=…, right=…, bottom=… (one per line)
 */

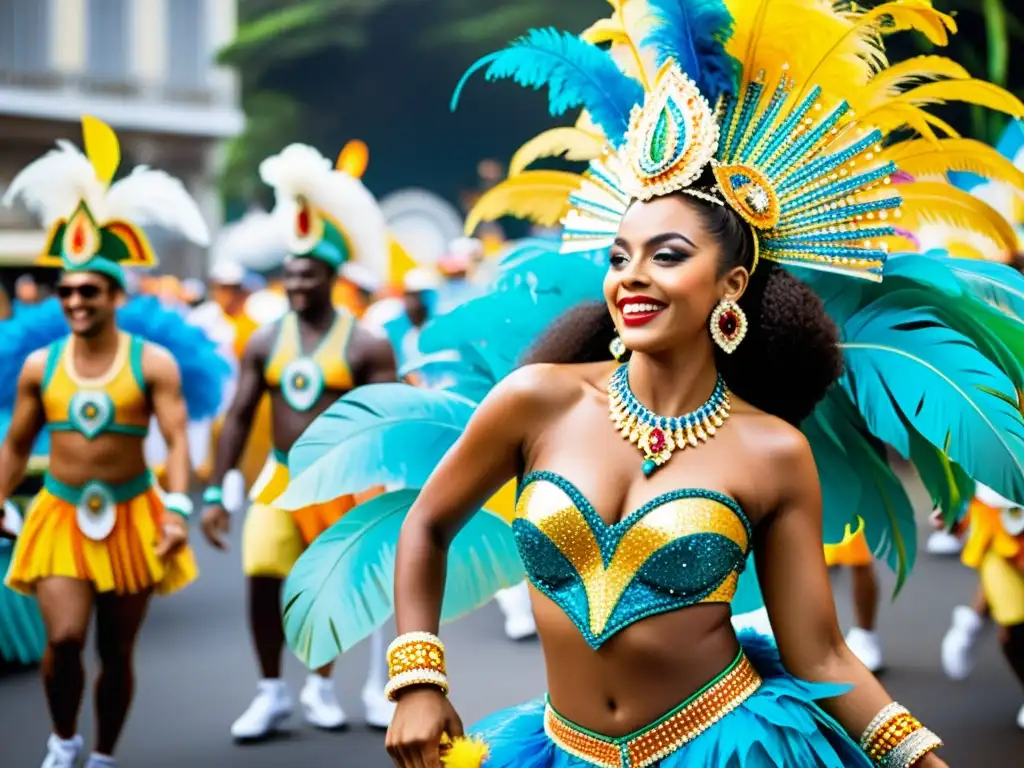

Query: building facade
left=0, top=0, right=243, bottom=280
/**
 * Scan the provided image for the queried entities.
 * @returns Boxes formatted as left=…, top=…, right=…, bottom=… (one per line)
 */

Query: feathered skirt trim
left=5, top=484, right=197, bottom=597
left=463, top=633, right=872, bottom=768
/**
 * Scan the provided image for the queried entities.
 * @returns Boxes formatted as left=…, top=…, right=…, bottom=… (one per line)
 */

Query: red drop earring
left=710, top=300, right=747, bottom=354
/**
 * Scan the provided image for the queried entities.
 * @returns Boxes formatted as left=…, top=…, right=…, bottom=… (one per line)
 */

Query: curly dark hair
left=522, top=172, right=844, bottom=426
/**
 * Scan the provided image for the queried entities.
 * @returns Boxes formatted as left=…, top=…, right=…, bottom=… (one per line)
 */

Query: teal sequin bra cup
left=513, top=471, right=752, bottom=649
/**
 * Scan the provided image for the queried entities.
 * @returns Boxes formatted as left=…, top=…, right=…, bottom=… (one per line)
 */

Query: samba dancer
left=0, top=116, right=227, bottom=768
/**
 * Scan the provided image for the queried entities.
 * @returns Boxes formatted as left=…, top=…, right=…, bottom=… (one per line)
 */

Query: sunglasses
left=57, top=284, right=103, bottom=300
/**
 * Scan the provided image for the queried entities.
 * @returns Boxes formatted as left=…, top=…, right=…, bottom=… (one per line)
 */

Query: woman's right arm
left=387, top=364, right=565, bottom=768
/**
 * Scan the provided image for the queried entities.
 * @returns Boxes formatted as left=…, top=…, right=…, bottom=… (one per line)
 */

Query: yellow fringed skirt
left=5, top=476, right=197, bottom=597
left=242, top=450, right=383, bottom=578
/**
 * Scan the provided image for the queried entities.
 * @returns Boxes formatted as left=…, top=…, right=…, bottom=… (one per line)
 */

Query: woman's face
left=603, top=195, right=747, bottom=356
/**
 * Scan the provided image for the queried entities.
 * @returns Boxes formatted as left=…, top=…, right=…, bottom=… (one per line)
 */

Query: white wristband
left=164, top=492, right=194, bottom=519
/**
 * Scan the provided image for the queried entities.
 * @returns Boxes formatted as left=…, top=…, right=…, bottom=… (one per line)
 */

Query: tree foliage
left=217, top=0, right=1024, bottom=214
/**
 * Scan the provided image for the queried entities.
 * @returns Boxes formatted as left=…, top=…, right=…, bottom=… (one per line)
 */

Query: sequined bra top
left=42, top=332, right=149, bottom=439
left=513, top=471, right=752, bottom=649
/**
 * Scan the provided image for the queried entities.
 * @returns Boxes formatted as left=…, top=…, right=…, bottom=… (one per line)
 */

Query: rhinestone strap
left=544, top=653, right=762, bottom=768
left=882, top=728, right=942, bottom=768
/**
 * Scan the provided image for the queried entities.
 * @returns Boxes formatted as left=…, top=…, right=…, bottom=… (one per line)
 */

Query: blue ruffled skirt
left=468, top=632, right=872, bottom=767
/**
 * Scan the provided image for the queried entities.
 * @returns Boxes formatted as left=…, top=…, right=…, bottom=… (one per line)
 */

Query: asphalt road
left=2, top=483, right=1022, bottom=766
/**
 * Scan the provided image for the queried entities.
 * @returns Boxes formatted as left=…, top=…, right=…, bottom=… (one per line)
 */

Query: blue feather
left=399, top=348, right=497, bottom=405
left=642, top=0, right=741, bottom=103
left=841, top=297, right=1024, bottom=505
left=450, top=28, right=643, bottom=147
left=278, top=385, right=476, bottom=510
left=0, top=297, right=229, bottom=419
left=282, top=489, right=523, bottom=669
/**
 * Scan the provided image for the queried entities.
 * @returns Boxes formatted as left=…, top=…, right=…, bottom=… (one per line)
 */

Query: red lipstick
left=617, top=295, right=667, bottom=327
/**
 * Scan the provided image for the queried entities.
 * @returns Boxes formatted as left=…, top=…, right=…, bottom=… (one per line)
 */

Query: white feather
left=105, top=167, right=210, bottom=245
left=260, top=143, right=390, bottom=279
left=2, top=140, right=106, bottom=226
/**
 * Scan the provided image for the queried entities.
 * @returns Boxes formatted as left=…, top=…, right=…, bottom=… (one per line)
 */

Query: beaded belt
left=543, top=651, right=762, bottom=768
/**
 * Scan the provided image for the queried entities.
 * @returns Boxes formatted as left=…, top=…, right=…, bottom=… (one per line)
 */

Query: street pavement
left=2, top=490, right=1022, bottom=766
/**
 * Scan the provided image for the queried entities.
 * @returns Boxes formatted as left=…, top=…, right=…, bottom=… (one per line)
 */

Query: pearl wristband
left=385, top=631, right=448, bottom=701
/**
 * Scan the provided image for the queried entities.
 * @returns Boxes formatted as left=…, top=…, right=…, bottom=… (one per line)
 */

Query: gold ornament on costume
left=61, top=203, right=102, bottom=266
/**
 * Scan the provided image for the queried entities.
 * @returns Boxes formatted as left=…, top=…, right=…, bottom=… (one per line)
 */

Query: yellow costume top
left=264, top=310, right=355, bottom=412
left=42, top=332, right=149, bottom=439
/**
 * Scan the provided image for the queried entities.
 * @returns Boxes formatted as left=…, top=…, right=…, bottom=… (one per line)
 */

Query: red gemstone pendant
left=648, top=427, right=666, bottom=453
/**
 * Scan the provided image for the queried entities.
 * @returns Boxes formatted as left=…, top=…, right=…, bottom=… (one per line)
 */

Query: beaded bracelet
left=384, top=632, right=449, bottom=702
left=860, top=703, right=942, bottom=767
left=202, top=486, right=224, bottom=506
left=163, top=492, right=194, bottom=520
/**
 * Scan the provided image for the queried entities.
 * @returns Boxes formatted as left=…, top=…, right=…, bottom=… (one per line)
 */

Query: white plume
left=105, top=167, right=210, bottom=245
left=260, top=143, right=389, bottom=279
left=2, top=140, right=106, bottom=226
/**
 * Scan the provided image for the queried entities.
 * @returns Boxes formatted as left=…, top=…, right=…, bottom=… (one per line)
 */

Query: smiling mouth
left=619, top=300, right=667, bottom=327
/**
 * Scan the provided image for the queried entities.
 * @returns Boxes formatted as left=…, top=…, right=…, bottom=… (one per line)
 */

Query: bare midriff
left=48, top=432, right=148, bottom=487
left=533, top=587, right=740, bottom=737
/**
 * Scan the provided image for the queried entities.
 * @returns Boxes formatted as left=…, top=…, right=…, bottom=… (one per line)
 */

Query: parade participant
left=277, top=1, right=1024, bottom=766
left=199, top=142, right=399, bottom=740
left=378, top=267, right=443, bottom=372
left=944, top=484, right=1024, bottom=729
left=824, top=525, right=884, bottom=673
left=0, top=115, right=228, bottom=768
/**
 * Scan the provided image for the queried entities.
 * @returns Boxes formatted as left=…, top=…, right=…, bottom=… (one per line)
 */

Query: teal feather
left=282, top=490, right=523, bottom=669
left=400, top=348, right=497, bottom=405
left=841, top=297, right=1024, bottom=505
left=906, top=428, right=976, bottom=529
left=450, top=28, right=643, bottom=147
left=804, top=392, right=918, bottom=591
left=642, top=0, right=741, bottom=103
left=277, top=385, right=475, bottom=510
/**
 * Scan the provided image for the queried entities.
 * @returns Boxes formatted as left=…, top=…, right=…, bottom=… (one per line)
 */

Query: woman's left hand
left=155, top=517, right=188, bottom=558
left=915, top=752, right=949, bottom=768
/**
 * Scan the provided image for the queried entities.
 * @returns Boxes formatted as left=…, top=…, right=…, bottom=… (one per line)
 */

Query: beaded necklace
left=607, top=363, right=731, bottom=477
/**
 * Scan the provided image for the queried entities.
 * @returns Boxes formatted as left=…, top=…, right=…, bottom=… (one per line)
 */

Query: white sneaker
left=299, top=675, right=347, bottom=730
left=41, top=734, right=83, bottom=768
left=230, top=679, right=294, bottom=741
left=1016, top=703, right=1024, bottom=731
left=941, top=606, right=985, bottom=681
left=84, top=754, right=116, bottom=767
left=362, top=684, right=396, bottom=729
left=494, top=582, right=537, bottom=640
left=926, top=530, right=963, bottom=556
left=846, top=627, right=884, bottom=673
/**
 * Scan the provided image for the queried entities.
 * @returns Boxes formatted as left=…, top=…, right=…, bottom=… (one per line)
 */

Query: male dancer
left=200, top=142, right=398, bottom=740
left=0, top=117, right=223, bottom=767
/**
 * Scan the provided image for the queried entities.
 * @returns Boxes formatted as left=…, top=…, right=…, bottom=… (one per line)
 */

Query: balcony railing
left=0, top=67, right=235, bottom=109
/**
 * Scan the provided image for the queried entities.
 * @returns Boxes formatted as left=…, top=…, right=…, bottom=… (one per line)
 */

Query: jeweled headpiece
left=457, top=0, right=1024, bottom=284
left=2, top=116, right=209, bottom=286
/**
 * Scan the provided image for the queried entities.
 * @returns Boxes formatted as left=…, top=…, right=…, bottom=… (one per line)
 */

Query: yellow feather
left=336, top=139, right=369, bottom=179
left=441, top=736, right=490, bottom=768
left=893, top=79, right=1024, bottom=117
left=581, top=17, right=629, bottom=46
left=508, top=127, right=605, bottom=176
left=922, top=112, right=960, bottom=139
left=851, top=55, right=970, bottom=112
left=896, top=182, right=1019, bottom=253
left=726, top=0, right=876, bottom=99
left=855, top=1, right=956, bottom=46
left=81, top=115, right=120, bottom=187
left=885, top=139, right=1024, bottom=192
left=464, top=171, right=582, bottom=235
left=860, top=102, right=941, bottom=145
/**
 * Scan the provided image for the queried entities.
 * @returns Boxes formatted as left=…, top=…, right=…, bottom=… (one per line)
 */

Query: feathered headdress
left=259, top=141, right=396, bottom=280
left=1, top=116, right=209, bottom=285
left=457, top=0, right=1024, bottom=282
